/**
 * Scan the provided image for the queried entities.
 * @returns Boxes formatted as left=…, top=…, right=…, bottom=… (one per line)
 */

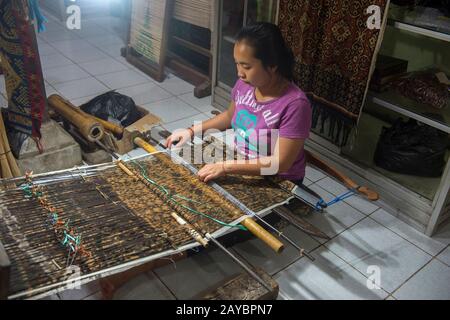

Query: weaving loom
left=0, top=138, right=299, bottom=300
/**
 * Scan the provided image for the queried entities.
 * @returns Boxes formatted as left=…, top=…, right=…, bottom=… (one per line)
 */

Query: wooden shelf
left=369, top=89, right=450, bottom=134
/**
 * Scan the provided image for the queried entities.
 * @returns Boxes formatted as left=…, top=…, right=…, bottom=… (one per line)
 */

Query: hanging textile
left=278, top=0, right=389, bottom=146
left=27, top=0, right=48, bottom=33
left=0, top=0, right=47, bottom=153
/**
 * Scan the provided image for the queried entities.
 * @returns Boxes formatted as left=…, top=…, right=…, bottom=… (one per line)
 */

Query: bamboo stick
left=47, top=95, right=104, bottom=142
left=70, top=105, right=124, bottom=137
left=0, top=127, right=13, bottom=179
left=0, top=111, right=21, bottom=177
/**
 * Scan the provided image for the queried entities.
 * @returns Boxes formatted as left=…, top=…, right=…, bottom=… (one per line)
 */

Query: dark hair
left=235, top=22, right=295, bottom=81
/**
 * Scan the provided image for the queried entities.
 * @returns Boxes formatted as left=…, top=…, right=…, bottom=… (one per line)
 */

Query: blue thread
left=315, top=189, right=357, bottom=210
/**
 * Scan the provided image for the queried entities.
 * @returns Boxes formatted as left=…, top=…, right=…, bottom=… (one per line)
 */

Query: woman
left=165, top=22, right=311, bottom=186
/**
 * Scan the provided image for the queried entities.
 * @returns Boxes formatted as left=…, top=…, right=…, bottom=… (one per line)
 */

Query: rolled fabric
left=47, top=94, right=104, bottom=142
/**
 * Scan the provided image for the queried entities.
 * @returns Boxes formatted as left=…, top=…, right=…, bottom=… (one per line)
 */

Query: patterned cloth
left=0, top=0, right=46, bottom=150
left=278, top=0, right=389, bottom=145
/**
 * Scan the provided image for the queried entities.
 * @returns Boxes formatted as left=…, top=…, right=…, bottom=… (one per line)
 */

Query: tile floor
left=2, top=6, right=449, bottom=300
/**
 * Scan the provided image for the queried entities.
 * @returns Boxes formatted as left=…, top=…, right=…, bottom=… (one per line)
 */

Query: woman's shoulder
left=286, top=82, right=308, bottom=101
left=233, top=78, right=253, bottom=89
left=232, top=79, right=253, bottom=97
left=283, top=83, right=310, bottom=109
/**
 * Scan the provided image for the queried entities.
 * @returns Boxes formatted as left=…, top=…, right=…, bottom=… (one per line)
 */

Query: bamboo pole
left=0, top=127, right=12, bottom=179
left=47, top=95, right=104, bottom=142
left=70, top=105, right=124, bottom=137
left=0, top=111, right=20, bottom=177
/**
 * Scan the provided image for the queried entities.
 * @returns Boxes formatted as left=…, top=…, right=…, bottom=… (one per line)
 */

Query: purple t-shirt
left=231, top=79, right=312, bottom=180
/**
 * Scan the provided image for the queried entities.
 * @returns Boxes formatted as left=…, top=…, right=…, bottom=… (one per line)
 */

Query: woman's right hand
left=164, top=128, right=193, bottom=148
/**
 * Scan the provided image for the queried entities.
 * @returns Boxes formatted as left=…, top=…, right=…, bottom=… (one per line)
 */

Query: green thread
left=131, top=161, right=247, bottom=231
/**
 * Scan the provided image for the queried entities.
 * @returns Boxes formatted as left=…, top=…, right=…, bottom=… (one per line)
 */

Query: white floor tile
left=305, top=165, right=326, bottom=182
left=36, top=42, right=58, bottom=56
left=277, top=291, right=289, bottom=300
left=326, top=218, right=433, bottom=293
left=344, top=195, right=380, bottom=216
left=53, top=77, right=109, bottom=100
left=49, top=39, right=97, bottom=55
left=86, top=34, right=125, bottom=47
left=96, top=69, right=150, bottom=90
left=371, top=208, right=447, bottom=256
left=393, top=259, right=450, bottom=300
left=202, top=112, right=214, bottom=119
left=315, top=176, right=348, bottom=195
left=316, top=177, right=379, bottom=216
left=98, top=43, right=124, bottom=58
left=44, top=82, right=59, bottom=97
left=38, top=294, right=60, bottom=300
left=113, top=273, right=175, bottom=300
left=274, top=246, right=388, bottom=300
left=38, top=30, right=80, bottom=43
left=58, top=280, right=100, bottom=300
left=36, top=36, right=48, bottom=46
left=114, top=56, right=132, bottom=68
left=301, top=184, right=366, bottom=241
left=153, top=248, right=244, bottom=299
left=303, top=178, right=314, bottom=187
left=433, top=221, right=450, bottom=246
left=40, top=19, right=66, bottom=32
left=142, top=97, right=200, bottom=124
left=70, top=94, right=104, bottom=107
left=79, top=58, right=129, bottom=76
left=44, top=64, right=91, bottom=85
left=163, top=113, right=210, bottom=134
left=83, top=291, right=103, bottom=300
left=158, top=76, right=195, bottom=96
left=0, top=93, right=7, bottom=107
left=40, top=52, right=74, bottom=70
left=177, top=93, right=212, bottom=111
left=63, top=47, right=111, bottom=64
left=71, top=25, right=112, bottom=39
left=116, top=83, right=172, bottom=105
left=0, top=75, right=6, bottom=95
left=232, top=225, right=321, bottom=276
left=436, top=246, right=450, bottom=266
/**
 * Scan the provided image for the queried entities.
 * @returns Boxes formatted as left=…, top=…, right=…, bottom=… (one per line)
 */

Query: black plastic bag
left=374, top=118, right=448, bottom=177
left=80, top=91, right=141, bottom=127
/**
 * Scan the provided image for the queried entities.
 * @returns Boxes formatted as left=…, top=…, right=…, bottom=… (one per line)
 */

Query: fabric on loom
left=0, top=0, right=46, bottom=152
left=0, top=156, right=292, bottom=297
left=278, top=0, right=389, bottom=146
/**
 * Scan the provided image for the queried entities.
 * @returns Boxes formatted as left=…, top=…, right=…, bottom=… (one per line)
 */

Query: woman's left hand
left=198, top=163, right=226, bottom=183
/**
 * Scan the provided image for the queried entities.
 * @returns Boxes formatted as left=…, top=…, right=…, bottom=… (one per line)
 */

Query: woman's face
left=233, top=41, right=275, bottom=88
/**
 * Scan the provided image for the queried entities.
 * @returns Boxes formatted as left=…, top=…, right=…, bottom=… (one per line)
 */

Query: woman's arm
left=192, top=101, right=235, bottom=134
left=198, top=137, right=304, bottom=182
left=165, top=101, right=236, bottom=148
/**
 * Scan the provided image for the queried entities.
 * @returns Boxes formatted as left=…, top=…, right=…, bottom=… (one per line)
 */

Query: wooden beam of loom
left=0, top=138, right=294, bottom=299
